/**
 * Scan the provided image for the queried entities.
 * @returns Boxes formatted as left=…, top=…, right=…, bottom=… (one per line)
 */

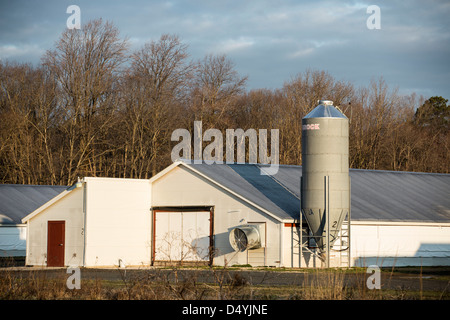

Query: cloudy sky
left=1, top=0, right=449, bottom=99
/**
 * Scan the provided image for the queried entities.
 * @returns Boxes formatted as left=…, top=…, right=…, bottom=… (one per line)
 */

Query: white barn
left=0, top=184, right=66, bottom=258
left=20, top=161, right=450, bottom=268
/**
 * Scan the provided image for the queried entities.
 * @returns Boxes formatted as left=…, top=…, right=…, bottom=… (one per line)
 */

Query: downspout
left=25, top=222, right=30, bottom=266
left=150, top=208, right=155, bottom=266
left=81, top=179, right=87, bottom=267
left=279, top=223, right=284, bottom=268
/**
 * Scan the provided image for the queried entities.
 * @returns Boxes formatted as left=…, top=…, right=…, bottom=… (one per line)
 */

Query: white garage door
left=154, top=210, right=211, bottom=263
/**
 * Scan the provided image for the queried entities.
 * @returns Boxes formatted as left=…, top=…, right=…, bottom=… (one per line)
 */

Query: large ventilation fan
left=229, top=225, right=262, bottom=252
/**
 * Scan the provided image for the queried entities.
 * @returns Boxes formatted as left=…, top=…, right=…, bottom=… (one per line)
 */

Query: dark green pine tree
left=414, top=96, right=449, bottom=130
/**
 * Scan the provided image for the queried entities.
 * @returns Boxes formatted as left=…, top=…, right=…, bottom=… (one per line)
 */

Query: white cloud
left=214, top=37, right=255, bottom=54
left=288, top=47, right=315, bottom=59
left=0, top=44, right=44, bottom=60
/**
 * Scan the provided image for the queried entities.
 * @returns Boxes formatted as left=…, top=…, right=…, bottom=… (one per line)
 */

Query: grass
left=1, top=262, right=449, bottom=300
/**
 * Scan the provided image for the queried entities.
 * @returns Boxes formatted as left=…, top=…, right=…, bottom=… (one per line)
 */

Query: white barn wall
left=281, top=221, right=450, bottom=268
left=151, top=166, right=283, bottom=267
left=0, top=225, right=27, bottom=257
left=283, top=224, right=301, bottom=268
left=84, top=178, right=151, bottom=267
left=283, top=224, right=332, bottom=268
left=351, top=222, right=450, bottom=267
left=19, top=162, right=449, bottom=269
left=25, top=187, right=84, bottom=266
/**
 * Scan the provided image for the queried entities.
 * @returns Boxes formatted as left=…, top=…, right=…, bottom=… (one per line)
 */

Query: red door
left=47, top=221, right=65, bottom=267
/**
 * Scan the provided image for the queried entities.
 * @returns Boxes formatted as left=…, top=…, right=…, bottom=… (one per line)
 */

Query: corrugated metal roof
left=186, top=163, right=300, bottom=220
left=183, top=162, right=450, bottom=223
left=349, top=169, right=450, bottom=223
left=0, top=184, right=68, bottom=224
left=3, top=164, right=449, bottom=225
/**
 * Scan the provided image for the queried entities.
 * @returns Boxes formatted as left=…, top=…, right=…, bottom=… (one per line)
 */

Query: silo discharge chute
left=301, top=100, right=350, bottom=256
left=229, top=225, right=262, bottom=252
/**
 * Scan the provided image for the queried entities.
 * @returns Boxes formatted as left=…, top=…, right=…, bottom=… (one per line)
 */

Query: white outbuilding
left=0, top=184, right=66, bottom=258
left=21, top=161, right=450, bottom=268
left=22, top=178, right=151, bottom=267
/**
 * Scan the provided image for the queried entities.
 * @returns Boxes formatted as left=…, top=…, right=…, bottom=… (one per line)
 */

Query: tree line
left=0, top=19, right=448, bottom=186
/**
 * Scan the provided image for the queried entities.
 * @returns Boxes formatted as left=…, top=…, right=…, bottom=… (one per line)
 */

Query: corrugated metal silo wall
left=301, top=116, right=350, bottom=249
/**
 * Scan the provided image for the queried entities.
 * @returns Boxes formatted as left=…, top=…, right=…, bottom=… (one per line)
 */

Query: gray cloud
left=0, top=0, right=449, bottom=99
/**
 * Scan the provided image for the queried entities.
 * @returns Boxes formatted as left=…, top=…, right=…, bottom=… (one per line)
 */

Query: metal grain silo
left=301, top=100, right=350, bottom=254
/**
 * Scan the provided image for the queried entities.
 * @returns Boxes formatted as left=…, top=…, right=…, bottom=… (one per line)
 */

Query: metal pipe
left=82, top=179, right=87, bottom=267
left=326, top=175, right=330, bottom=268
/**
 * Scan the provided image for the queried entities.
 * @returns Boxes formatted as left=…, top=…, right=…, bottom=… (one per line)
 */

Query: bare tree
left=42, top=19, right=128, bottom=184
left=119, top=34, right=193, bottom=178
left=1, top=24, right=449, bottom=185
left=191, top=54, right=247, bottom=129
left=349, top=78, right=399, bottom=170
left=0, top=62, right=62, bottom=184
left=281, top=69, right=354, bottom=165
left=283, top=69, right=353, bottom=117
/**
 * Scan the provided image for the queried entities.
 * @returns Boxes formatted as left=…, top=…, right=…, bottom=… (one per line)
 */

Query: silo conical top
left=304, top=100, right=347, bottom=119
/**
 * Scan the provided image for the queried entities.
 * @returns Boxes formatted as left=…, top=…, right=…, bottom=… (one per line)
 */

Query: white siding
left=351, top=223, right=450, bottom=267
left=281, top=222, right=450, bottom=268
left=0, top=225, right=27, bottom=257
left=154, top=211, right=210, bottom=262
left=282, top=224, right=324, bottom=268
left=152, top=166, right=282, bottom=267
left=84, top=178, right=151, bottom=267
left=26, top=187, right=84, bottom=266
left=22, top=164, right=450, bottom=269
left=182, top=211, right=210, bottom=261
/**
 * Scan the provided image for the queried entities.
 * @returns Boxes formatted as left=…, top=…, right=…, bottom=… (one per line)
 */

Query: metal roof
left=185, top=163, right=301, bottom=221
left=182, top=162, right=450, bottom=223
left=349, top=169, right=450, bottom=223
left=0, top=184, right=67, bottom=224
left=3, top=164, right=449, bottom=225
